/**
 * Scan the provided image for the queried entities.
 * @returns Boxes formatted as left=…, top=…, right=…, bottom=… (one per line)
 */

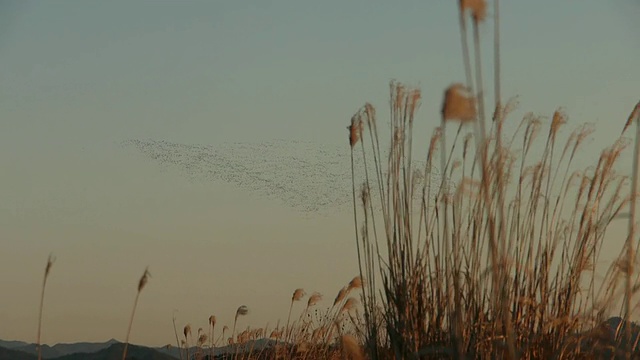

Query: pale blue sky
left=0, top=0, right=639, bottom=346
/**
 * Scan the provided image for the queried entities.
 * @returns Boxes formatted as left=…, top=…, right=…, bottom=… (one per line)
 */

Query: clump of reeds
left=344, top=0, right=640, bottom=358
left=170, top=280, right=368, bottom=360
left=36, top=254, right=54, bottom=360
left=620, top=100, right=640, bottom=359
left=350, top=86, right=636, bottom=359
left=121, top=266, right=150, bottom=360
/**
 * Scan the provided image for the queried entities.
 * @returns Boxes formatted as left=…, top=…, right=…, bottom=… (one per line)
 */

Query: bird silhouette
left=121, top=139, right=447, bottom=215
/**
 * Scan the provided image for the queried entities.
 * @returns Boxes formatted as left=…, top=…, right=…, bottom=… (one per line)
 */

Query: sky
left=0, top=0, right=639, bottom=347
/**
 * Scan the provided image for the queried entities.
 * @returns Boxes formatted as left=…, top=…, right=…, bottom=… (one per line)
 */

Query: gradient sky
left=0, top=0, right=639, bottom=347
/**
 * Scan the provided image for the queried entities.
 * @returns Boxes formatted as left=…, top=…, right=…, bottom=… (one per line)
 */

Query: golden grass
left=341, top=0, right=640, bottom=358
left=121, top=267, right=150, bottom=360
left=31, top=1, right=640, bottom=359
left=36, top=254, right=54, bottom=360
left=341, top=86, right=638, bottom=359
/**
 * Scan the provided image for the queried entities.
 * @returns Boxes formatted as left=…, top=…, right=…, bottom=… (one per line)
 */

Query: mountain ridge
left=0, top=342, right=176, bottom=360
left=4, top=317, right=640, bottom=360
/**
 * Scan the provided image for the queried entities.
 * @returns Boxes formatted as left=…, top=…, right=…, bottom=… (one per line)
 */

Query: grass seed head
left=348, top=276, right=363, bottom=291
left=137, top=267, right=150, bottom=292
left=341, top=297, right=359, bottom=313
left=442, top=84, right=476, bottom=122
left=348, top=113, right=363, bottom=148
left=236, top=305, right=249, bottom=319
left=493, top=96, right=520, bottom=123
left=551, top=108, right=568, bottom=138
left=409, top=89, right=422, bottom=118
left=292, top=288, right=306, bottom=301
left=461, top=0, right=487, bottom=22
left=334, top=286, right=349, bottom=306
left=364, top=102, right=376, bottom=127
left=45, top=254, right=55, bottom=278
left=622, top=100, right=640, bottom=135
left=394, top=83, right=406, bottom=112
left=307, top=292, right=323, bottom=307
left=427, top=127, right=443, bottom=163
left=575, top=123, right=595, bottom=150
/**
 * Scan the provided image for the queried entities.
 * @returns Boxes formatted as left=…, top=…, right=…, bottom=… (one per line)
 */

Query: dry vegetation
left=167, top=279, right=369, bottom=360
left=341, top=0, right=640, bottom=358
left=32, top=0, right=640, bottom=359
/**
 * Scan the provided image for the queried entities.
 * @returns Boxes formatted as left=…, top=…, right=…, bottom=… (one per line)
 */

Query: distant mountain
left=0, top=339, right=30, bottom=349
left=50, top=339, right=120, bottom=357
left=9, top=339, right=119, bottom=359
left=0, top=341, right=177, bottom=360
left=53, top=343, right=176, bottom=360
left=13, top=343, right=62, bottom=358
left=4, top=319, right=640, bottom=360
left=0, top=346, right=36, bottom=360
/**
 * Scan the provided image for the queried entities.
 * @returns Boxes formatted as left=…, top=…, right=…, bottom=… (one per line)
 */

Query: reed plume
left=334, top=286, right=349, bottom=306
left=307, top=292, right=322, bottom=307
left=442, top=84, right=476, bottom=123
left=36, top=254, right=54, bottom=360
left=347, top=276, right=363, bottom=291
left=183, top=324, right=191, bottom=360
left=623, top=101, right=640, bottom=136
left=209, top=315, right=216, bottom=358
left=341, top=297, right=358, bottom=313
left=285, top=288, right=305, bottom=342
left=121, top=266, right=150, bottom=360
left=232, top=305, right=249, bottom=341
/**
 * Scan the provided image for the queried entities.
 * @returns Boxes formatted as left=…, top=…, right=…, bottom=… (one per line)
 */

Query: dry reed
left=36, top=254, right=54, bottom=360
left=121, top=267, right=150, bottom=360
left=343, top=1, right=638, bottom=358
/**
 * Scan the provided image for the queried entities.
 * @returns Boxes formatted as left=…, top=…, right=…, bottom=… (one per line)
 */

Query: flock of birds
left=121, top=138, right=447, bottom=215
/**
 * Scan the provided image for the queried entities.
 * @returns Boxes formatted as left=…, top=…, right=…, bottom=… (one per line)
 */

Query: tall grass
left=36, top=254, right=54, bottom=360
left=346, top=1, right=640, bottom=359
left=163, top=279, right=366, bottom=359
left=173, top=310, right=184, bottom=360
left=121, top=267, right=151, bottom=360
left=622, top=101, right=640, bottom=359
left=25, top=1, right=640, bottom=359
